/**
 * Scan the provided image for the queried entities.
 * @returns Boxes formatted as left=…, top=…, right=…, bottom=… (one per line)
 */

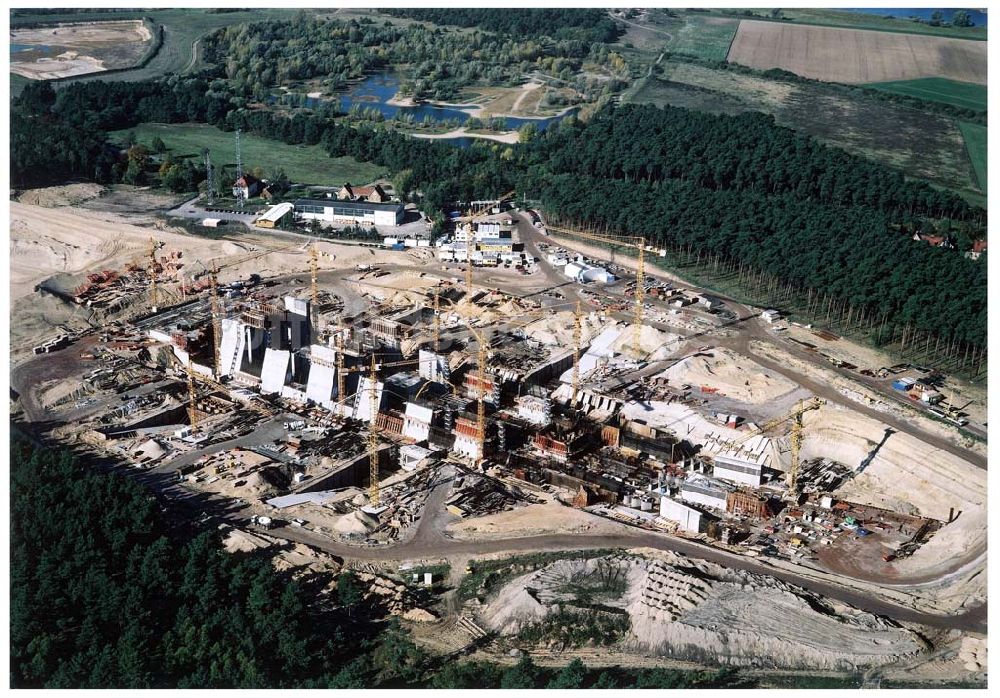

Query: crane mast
left=186, top=358, right=198, bottom=426
left=368, top=353, right=381, bottom=506
left=572, top=300, right=582, bottom=405
left=633, top=239, right=645, bottom=353
left=309, top=242, right=320, bottom=340
left=148, top=237, right=159, bottom=312
left=433, top=286, right=441, bottom=352
left=208, top=265, right=222, bottom=377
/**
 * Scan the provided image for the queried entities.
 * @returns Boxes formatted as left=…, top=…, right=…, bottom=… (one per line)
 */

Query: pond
left=299, top=72, right=579, bottom=142
left=10, top=42, right=54, bottom=55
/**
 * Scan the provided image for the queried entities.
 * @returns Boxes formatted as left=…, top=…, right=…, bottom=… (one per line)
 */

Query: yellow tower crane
left=185, top=357, right=199, bottom=427
left=545, top=225, right=648, bottom=353
left=309, top=241, right=320, bottom=339
left=148, top=237, right=161, bottom=312
left=367, top=353, right=381, bottom=506
left=433, top=285, right=441, bottom=352
left=461, top=189, right=516, bottom=298
left=571, top=300, right=582, bottom=405
left=208, top=264, right=222, bottom=377
left=723, top=397, right=824, bottom=497
left=336, top=322, right=347, bottom=414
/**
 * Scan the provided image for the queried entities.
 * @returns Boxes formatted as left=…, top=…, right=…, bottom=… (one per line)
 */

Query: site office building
left=294, top=198, right=405, bottom=227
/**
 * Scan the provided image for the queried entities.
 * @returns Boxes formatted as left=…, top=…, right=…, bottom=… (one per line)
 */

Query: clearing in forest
left=110, top=123, right=386, bottom=187
left=727, top=20, right=986, bottom=85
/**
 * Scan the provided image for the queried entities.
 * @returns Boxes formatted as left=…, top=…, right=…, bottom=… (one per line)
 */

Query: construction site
left=9, top=184, right=987, bottom=683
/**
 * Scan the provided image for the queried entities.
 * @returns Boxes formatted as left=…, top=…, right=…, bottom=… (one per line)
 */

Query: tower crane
left=186, top=357, right=199, bottom=427
left=571, top=300, right=582, bottom=405
left=722, top=397, right=824, bottom=497
left=367, top=353, right=380, bottom=506
left=148, top=237, right=163, bottom=312
left=545, top=224, right=650, bottom=353
left=208, top=264, right=222, bottom=377
left=309, top=241, right=321, bottom=340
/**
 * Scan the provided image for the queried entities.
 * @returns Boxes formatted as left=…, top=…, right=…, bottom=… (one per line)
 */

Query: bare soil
left=727, top=21, right=986, bottom=85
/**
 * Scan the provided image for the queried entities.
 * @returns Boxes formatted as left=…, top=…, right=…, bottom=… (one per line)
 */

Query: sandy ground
left=480, top=551, right=924, bottom=671
left=447, top=499, right=640, bottom=541
left=802, top=404, right=985, bottom=581
left=7, top=195, right=428, bottom=355
left=658, top=347, right=800, bottom=403
left=751, top=340, right=986, bottom=459
left=777, top=323, right=987, bottom=426
left=727, top=20, right=987, bottom=84
left=11, top=53, right=106, bottom=80
left=11, top=20, right=152, bottom=79
left=409, top=128, right=520, bottom=144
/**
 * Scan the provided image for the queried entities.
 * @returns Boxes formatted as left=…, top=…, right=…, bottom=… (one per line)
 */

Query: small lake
left=298, top=72, right=579, bottom=143
left=844, top=8, right=987, bottom=27
left=10, top=42, right=54, bottom=55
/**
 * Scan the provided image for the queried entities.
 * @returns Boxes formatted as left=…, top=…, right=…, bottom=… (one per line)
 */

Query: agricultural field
left=958, top=122, right=988, bottom=194
left=663, top=14, right=740, bottom=61
left=110, top=123, right=386, bottom=188
left=742, top=8, right=987, bottom=40
left=865, top=77, right=988, bottom=111
left=630, top=61, right=982, bottom=204
left=727, top=21, right=987, bottom=85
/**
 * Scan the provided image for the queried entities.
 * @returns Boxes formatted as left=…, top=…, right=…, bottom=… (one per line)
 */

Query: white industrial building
left=713, top=453, right=765, bottom=487
left=516, top=395, right=552, bottom=426
left=294, top=198, right=405, bottom=226
left=399, top=444, right=433, bottom=472
left=679, top=474, right=734, bottom=511
left=563, top=261, right=616, bottom=284
left=659, top=496, right=713, bottom=533
left=402, top=401, right=434, bottom=442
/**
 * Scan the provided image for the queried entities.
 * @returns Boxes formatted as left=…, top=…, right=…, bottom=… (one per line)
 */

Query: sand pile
left=223, top=528, right=274, bottom=554
left=273, top=543, right=342, bottom=574
left=334, top=510, right=378, bottom=535
left=17, top=183, right=106, bottom=208
left=658, top=348, right=800, bottom=403
left=481, top=552, right=922, bottom=670
left=609, top=324, right=682, bottom=361
left=521, top=311, right=607, bottom=347
left=958, top=636, right=987, bottom=673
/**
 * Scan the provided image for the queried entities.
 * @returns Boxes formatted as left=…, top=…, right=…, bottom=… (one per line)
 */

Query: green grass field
left=958, top=122, right=987, bottom=194
left=110, top=123, right=386, bottom=187
left=866, top=78, right=987, bottom=111
left=738, top=8, right=987, bottom=40
left=667, top=15, right=740, bottom=61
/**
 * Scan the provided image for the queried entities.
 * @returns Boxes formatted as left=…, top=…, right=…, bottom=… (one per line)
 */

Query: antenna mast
left=235, top=129, right=245, bottom=210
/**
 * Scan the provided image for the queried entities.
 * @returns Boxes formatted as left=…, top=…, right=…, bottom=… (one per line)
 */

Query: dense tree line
left=380, top=8, right=622, bottom=43
left=10, top=76, right=986, bottom=347
left=521, top=170, right=986, bottom=347
left=10, top=430, right=338, bottom=688
left=530, top=103, right=977, bottom=221
left=10, top=428, right=757, bottom=689
left=202, top=14, right=619, bottom=102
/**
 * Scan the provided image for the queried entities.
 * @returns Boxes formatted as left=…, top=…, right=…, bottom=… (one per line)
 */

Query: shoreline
left=390, top=90, right=578, bottom=121
left=407, top=127, right=520, bottom=144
